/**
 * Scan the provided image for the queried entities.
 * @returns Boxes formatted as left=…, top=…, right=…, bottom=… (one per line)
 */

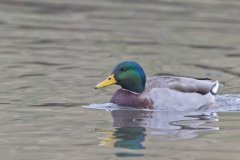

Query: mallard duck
left=95, top=61, right=219, bottom=111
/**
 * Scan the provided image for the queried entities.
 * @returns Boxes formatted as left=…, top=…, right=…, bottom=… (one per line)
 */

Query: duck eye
left=120, top=68, right=127, bottom=72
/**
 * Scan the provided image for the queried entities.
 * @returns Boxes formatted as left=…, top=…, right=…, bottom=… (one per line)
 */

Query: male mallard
left=95, top=61, right=219, bottom=111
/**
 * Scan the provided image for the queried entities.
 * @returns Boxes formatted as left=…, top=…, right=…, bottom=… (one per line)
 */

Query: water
left=0, top=0, right=240, bottom=159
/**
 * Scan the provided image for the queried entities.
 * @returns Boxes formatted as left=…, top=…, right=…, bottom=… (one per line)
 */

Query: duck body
left=95, top=61, right=219, bottom=111
left=110, top=76, right=218, bottom=111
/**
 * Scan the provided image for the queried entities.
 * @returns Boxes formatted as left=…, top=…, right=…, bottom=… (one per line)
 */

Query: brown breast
left=110, top=89, right=153, bottom=109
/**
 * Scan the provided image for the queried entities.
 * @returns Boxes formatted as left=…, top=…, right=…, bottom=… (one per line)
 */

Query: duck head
left=95, top=61, right=146, bottom=93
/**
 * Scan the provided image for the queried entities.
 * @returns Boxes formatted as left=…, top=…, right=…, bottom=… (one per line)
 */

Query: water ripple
left=31, top=102, right=85, bottom=107
left=0, top=0, right=98, bottom=14
left=14, top=73, right=46, bottom=78
left=20, top=61, right=67, bottom=66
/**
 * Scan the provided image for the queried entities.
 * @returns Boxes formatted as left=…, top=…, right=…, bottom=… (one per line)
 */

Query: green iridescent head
left=95, top=61, right=146, bottom=93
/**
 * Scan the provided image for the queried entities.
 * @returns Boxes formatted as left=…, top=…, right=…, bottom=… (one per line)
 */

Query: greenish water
left=0, top=0, right=240, bottom=159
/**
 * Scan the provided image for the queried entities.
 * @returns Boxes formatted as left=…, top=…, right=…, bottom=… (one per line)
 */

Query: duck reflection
left=99, top=127, right=146, bottom=149
left=99, top=110, right=218, bottom=149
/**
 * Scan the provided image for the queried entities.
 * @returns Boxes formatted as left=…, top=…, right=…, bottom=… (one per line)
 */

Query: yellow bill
left=95, top=74, right=117, bottom=89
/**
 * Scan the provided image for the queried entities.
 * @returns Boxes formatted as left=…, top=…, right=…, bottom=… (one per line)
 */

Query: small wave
left=83, top=103, right=126, bottom=111
left=215, top=94, right=240, bottom=112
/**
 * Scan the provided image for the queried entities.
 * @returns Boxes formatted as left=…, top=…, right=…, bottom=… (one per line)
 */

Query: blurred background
left=0, top=0, right=240, bottom=160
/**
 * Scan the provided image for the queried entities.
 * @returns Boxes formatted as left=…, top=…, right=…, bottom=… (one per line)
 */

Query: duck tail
left=210, top=80, right=219, bottom=95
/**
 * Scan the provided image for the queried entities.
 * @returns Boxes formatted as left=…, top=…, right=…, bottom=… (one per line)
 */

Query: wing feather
left=146, top=76, right=218, bottom=95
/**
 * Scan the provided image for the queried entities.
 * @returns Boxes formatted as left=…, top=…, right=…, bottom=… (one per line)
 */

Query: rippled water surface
left=1, top=0, right=240, bottom=159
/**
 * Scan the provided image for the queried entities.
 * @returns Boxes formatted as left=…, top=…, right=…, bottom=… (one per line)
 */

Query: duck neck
left=121, top=74, right=146, bottom=93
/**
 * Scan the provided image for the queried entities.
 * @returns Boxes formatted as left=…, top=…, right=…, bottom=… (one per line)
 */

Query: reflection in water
left=99, top=127, right=146, bottom=149
left=111, top=110, right=218, bottom=139
left=99, top=109, right=218, bottom=157
left=113, top=127, right=146, bottom=150
left=99, top=126, right=146, bottom=157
